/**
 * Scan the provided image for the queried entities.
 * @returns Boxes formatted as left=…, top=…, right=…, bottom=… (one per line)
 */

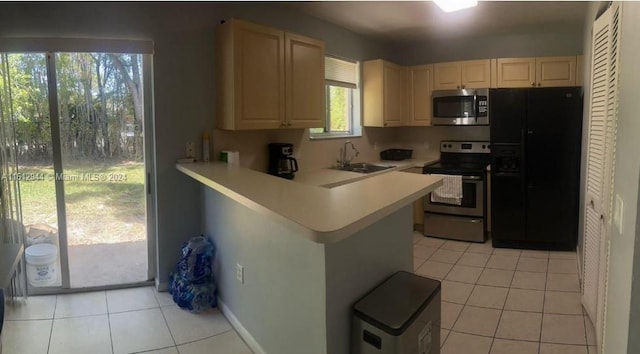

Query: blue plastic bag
left=169, top=235, right=217, bottom=312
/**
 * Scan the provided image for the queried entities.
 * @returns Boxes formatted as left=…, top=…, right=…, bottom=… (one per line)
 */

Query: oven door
left=424, top=175, right=484, bottom=217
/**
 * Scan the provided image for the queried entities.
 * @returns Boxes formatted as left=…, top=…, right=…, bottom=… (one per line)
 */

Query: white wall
left=202, top=186, right=328, bottom=353
left=201, top=184, right=414, bottom=353
left=603, top=3, right=640, bottom=353
left=324, top=205, right=413, bottom=353
left=390, top=30, right=584, bottom=66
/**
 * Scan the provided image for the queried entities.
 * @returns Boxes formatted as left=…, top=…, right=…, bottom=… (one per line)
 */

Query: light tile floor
left=2, top=286, right=253, bottom=354
left=3, top=235, right=596, bottom=354
left=413, top=232, right=598, bottom=354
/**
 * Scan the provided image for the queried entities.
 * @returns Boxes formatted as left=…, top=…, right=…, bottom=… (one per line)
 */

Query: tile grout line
left=488, top=248, right=521, bottom=353
left=538, top=254, right=550, bottom=354
left=446, top=240, right=496, bottom=351
left=158, top=302, right=178, bottom=349
left=105, top=291, right=115, bottom=354
left=46, top=295, right=58, bottom=354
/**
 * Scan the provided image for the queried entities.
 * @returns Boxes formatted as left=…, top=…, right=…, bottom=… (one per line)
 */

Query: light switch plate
left=614, top=194, right=624, bottom=233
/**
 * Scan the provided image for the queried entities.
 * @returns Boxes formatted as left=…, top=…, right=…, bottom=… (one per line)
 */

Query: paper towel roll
left=221, top=151, right=239, bottom=166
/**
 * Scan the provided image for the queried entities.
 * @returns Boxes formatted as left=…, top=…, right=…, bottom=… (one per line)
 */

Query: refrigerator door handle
left=521, top=128, right=527, bottom=195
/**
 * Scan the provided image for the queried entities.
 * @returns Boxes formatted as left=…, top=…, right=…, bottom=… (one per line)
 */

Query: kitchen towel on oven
left=430, top=174, right=463, bottom=205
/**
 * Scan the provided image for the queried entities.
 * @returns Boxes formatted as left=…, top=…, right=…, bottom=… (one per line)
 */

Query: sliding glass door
left=0, top=51, right=153, bottom=292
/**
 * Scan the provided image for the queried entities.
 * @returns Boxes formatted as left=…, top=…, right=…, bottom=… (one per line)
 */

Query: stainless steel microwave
left=432, top=88, right=489, bottom=126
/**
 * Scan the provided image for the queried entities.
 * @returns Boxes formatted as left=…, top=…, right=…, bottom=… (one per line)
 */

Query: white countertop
left=177, top=162, right=442, bottom=244
left=294, top=158, right=439, bottom=188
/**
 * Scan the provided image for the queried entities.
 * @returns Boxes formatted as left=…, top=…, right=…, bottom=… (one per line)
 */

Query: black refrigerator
left=490, top=88, right=583, bottom=251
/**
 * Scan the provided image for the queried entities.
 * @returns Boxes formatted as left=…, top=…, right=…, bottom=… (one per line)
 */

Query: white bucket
left=25, top=243, right=58, bottom=287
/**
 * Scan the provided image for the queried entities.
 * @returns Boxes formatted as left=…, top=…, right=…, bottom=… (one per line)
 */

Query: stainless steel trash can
left=352, top=271, right=441, bottom=354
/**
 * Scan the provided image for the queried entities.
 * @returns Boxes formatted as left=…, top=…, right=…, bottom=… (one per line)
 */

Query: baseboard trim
left=218, top=297, right=266, bottom=354
left=156, top=281, right=169, bottom=292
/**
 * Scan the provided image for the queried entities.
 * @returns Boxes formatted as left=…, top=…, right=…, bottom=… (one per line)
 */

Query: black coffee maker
left=268, top=143, right=299, bottom=179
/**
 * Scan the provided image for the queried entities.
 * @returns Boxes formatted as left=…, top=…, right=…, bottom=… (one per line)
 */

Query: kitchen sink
left=334, top=162, right=394, bottom=174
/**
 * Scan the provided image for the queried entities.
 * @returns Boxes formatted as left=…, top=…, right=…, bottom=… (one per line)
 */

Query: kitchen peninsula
left=177, top=162, right=441, bottom=354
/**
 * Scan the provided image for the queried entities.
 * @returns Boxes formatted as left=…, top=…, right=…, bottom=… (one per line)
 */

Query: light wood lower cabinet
left=403, top=167, right=425, bottom=231
left=217, top=19, right=324, bottom=130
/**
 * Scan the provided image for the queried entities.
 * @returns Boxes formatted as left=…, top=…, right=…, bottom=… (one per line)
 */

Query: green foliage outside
left=310, top=85, right=351, bottom=134
left=18, top=163, right=145, bottom=245
left=328, top=86, right=349, bottom=132
left=0, top=52, right=146, bottom=246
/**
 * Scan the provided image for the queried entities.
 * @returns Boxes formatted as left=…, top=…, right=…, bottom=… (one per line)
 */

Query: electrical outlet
left=236, top=263, right=244, bottom=284
left=614, top=194, right=624, bottom=234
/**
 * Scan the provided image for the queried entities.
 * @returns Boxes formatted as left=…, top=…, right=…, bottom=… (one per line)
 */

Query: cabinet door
left=433, top=62, right=461, bottom=90
left=461, top=60, right=491, bottom=89
left=285, top=33, right=325, bottom=129
left=232, top=20, right=285, bottom=129
left=407, top=65, right=432, bottom=126
left=383, top=62, right=405, bottom=127
left=536, top=56, right=577, bottom=87
left=496, top=58, right=536, bottom=88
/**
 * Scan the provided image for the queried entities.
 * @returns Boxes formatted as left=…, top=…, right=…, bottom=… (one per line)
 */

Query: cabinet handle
left=456, top=85, right=460, bottom=89
left=537, top=82, right=541, bottom=87
left=461, top=84, right=465, bottom=89
left=531, top=82, right=535, bottom=86
left=280, top=122, right=286, bottom=128
left=384, top=123, right=387, bottom=127
left=287, top=122, right=292, bottom=127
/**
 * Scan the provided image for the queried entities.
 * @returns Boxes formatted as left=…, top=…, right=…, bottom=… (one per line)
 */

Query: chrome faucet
left=338, top=141, right=360, bottom=167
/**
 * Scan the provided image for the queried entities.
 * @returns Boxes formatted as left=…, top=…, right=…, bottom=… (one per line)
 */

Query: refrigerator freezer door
left=525, top=88, right=583, bottom=246
left=489, top=89, right=526, bottom=144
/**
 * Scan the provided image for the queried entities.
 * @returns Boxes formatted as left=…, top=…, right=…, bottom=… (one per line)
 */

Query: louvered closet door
left=582, top=2, right=621, bottom=348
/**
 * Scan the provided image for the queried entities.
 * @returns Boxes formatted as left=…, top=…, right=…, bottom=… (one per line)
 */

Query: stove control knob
left=448, top=144, right=452, bottom=148
left=482, top=144, right=486, bottom=149
left=442, top=144, right=446, bottom=148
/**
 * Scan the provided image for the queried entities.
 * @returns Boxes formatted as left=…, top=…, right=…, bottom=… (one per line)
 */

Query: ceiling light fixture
left=433, top=0, right=478, bottom=13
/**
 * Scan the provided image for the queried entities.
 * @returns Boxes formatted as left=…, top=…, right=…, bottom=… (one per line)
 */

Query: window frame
left=310, top=56, right=361, bottom=140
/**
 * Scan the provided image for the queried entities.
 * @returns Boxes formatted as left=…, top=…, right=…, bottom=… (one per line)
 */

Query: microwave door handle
left=473, top=94, right=479, bottom=123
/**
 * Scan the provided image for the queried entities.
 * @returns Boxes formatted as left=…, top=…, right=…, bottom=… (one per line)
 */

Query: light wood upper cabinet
left=363, top=59, right=405, bottom=127
left=461, top=60, right=492, bottom=89
left=434, top=60, right=491, bottom=90
left=407, top=64, right=433, bottom=126
left=285, top=33, right=325, bottom=128
left=496, top=56, right=577, bottom=88
left=433, top=62, right=461, bottom=90
left=496, top=58, right=536, bottom=88
left=216, top=19, right=325, bottom=130
left=536, top=56, right=576, bottom=87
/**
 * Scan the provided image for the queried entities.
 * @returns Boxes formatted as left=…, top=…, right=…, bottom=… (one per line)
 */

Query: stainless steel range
left=423, top=141, right=490, bottom=243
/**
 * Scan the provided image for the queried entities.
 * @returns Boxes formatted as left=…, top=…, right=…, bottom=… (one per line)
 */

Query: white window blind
left=325, top=56, right=358, bottom=89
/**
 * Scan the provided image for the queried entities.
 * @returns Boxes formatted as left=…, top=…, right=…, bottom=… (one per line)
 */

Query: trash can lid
left=353, top=271, right=441, bottom=336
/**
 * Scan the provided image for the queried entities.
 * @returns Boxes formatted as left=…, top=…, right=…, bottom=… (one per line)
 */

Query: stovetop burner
left=423, top=141, right=491, bottom=176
